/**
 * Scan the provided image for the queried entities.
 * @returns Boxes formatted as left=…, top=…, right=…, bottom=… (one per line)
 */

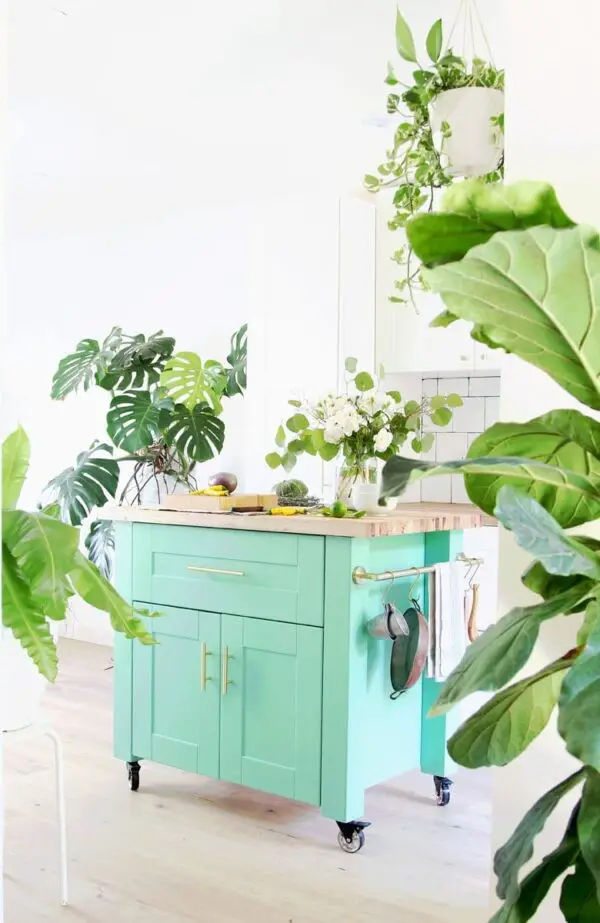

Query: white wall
left=495, top=2, right=600, bottom=917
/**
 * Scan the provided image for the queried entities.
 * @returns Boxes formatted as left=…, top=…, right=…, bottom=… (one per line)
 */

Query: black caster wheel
left=335, top=820, right=371, bottom=853
left=127, top=761, right=141, bottom=792
left=433, top=775, right=452, bottom=807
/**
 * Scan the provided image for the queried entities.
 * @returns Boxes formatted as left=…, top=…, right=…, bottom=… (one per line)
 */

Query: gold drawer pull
left=188, top=565, right=245, bottom=577
left=200, top=641, right=212, bottom=691
left=222, top=647, right=233, bottom=696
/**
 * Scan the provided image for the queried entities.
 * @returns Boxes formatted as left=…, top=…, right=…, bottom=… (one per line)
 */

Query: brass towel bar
left=352, top=553, right=484, bottom=585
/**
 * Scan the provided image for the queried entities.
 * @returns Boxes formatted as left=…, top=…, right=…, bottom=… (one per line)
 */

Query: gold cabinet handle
left=222, top=647, right=233, bottom=696
left=200, top=641, right=212, bottom=691
left=188, top=565, right=245, bottom=577
left=467, top=584, right=480, bottom=642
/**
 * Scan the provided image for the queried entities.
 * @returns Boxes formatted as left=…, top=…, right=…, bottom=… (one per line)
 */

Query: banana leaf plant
left=45, top=324, right=247, bottom=576
left=380, top=179, right=600, bottom=921
left=2, top=427, right=155, bottom=680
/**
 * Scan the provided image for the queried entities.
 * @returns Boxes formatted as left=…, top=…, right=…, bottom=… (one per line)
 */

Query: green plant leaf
left=2, top=426, right=30, bottom=510
left=491, top=806, right=580, bottom=923
left=345, top=357, right=358, bottom=373
left=578, top=598, right=600, bottom=646
left=423, top=224, right=600, bottom=411
left=578, top=769, right=600, bottom=899
left=3, top=510, right=78, bottom=621
left=404, top=400, right=420, bottom=415
left=560, top=858, right=600, bottom=921
left=425, top=18, right=443, bottom=62
left=448, top=659, right=571, bottom=770
left=275, top=425, right=286, bottom=448
left=494, top=769, right=585, bottom=903
left=286, top=413, right=309, bottom=433
left=45, top=443, right=119, bottom=526
left=223, top=323, right=247, bottom=397
left=446, top=393, right=463, bottom=407
left=465, top=410, right=600, bottom=528
left=96, top=330, right=175, bottom=392
left=407, top=180, right=574, bottom=268
left=354, top=372, right=375, bottom=392
left=319, top=442, right=340, bottom=462
left=430, top=407, right=452, bottom=427
left=287, top=439, right=306, bottom=454
left=494, top=487, right=600, bottom=579
left=51, top=338, right=102, bottom=400
left=2, top=544, right=58, bottom=681
left=411, top=438, right=422, bottom=453
left=265, top=452, right=282, bottom=470
left=380, top=454, right=600, bottom=509
left=107, top=391, right=162, bottom=453
left=84, top=519, right=115, bottom=579
left=69, top=550, right=154, bottom=644
left=558, top=619, right=600, bottom=771
left=420, top=433, right=434, bottom=453
left=432, top=585, right=592, bottom=715
left=159, top=403, right=225, bottom=464
left=521, top=538, right=600, bottom=612
left=160, top=352, right=226, bottom=413
left=288, top=399, right=302, bottom=408
left=395, top=7, right=417, bottom=62
left=387, top=390, right=402, bottom=403
left=281, top=451, right=297, bottom=473
left=429, top=394, right=447, bottom=411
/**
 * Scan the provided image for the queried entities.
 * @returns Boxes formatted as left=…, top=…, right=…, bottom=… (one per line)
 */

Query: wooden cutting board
left=161, top=493, right=278, bottom=513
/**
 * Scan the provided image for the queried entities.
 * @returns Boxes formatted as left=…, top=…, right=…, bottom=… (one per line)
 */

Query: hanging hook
left=382, top=572, right=397, bottom=607
left=407, top=571, right=422, bottom=603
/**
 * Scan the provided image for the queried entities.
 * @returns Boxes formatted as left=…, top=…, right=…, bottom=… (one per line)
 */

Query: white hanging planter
left=430, top=87, right=504, bottom=177
left=0, top=624, right=56, bottom=732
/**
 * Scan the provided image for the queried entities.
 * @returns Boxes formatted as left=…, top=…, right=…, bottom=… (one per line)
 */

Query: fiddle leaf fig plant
left=380, top=179, right=600, bottom=921
left=366, top=8, right=504, bottom=306
left=2, top=427, right=155, bottom=680
left=47, top=324, right=247, bottom=576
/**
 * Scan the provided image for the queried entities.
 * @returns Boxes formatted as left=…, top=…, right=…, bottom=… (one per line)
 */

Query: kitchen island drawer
left=131, top=523, right=325, bottom=626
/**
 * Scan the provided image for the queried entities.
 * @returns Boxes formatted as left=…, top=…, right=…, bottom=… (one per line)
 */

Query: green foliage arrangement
left=2, top=427, right=154, bottom=680
left=265, top=358, right=461, bottom=478
left=380, top=179, right=600, bottom=921
left=365, top=8, right=504, bottom=305
left=46, top=324, right=247, bottom=575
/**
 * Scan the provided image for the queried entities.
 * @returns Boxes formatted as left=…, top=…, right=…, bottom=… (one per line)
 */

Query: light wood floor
left=3, top=640, right=492, bottom=922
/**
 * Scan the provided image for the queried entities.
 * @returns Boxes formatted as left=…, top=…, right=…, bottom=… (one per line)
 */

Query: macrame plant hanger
left=444, top=0, right=497, bottom=69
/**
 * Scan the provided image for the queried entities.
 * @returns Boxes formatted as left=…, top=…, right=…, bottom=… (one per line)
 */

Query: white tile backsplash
left=419, top=373, right=501, bottom=504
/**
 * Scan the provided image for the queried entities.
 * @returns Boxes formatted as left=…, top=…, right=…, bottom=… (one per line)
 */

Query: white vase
left=352, top=481, right=382, bottom=515
left=429, top=87, right=504, bottom=177
left=0, top=624, right=54, bottom=731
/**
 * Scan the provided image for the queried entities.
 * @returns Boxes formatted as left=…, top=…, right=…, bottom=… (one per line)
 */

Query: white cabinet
left=245, top=195, right=376, bottom=496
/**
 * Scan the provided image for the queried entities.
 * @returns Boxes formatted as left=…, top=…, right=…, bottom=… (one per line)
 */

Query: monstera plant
left=46, top=324, right=247, bottom=576
left=380, top=180, right=600, bottom=921
left=2, top=427, right=154, bottom=680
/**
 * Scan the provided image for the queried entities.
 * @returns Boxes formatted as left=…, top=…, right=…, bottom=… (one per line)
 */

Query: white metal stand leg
left=44, top=729, right=69, bottom=906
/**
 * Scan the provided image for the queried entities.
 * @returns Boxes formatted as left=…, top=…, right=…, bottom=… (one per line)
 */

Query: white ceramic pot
left=352, top=481, right=382, bottom=515
left=430, top=87, right=504, bottom=177
left=0, top=625, right=52, bottom=731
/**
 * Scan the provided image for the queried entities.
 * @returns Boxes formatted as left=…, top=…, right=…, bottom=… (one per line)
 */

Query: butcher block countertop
left=102, top=502, right=495, bottom=538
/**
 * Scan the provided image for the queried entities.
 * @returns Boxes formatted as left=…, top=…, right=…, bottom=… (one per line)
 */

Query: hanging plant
left=365, top=5, right=504, bottom=306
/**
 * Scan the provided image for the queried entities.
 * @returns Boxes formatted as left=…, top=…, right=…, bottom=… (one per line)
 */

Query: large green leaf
left=448, top=658, right=570, bottom=769
left=380, top=454, right=600, bottom=511
left=494, top=487, right=600, bottom=578
left=159, top=402, right=225, bottom=463
left=407, top=180, right=574, bottom=268
left=45, top=442, right=119, bottom=525
left=160, top=353, right=226, bottom=412
left=578, top=769, right=600, bottom=899
left=433, top=584, right=592, bottom=715
left=521, top=538, right=600, bottom=612
left=107, top=391, right=162, bottom=452
left=96, top=330, right=175, bottom=392
left=51, top=338, right=102, bottom=400
left=2, top=426, right=30, bottom=509
left=578, top=597, right=600, bottom=646
left=395, top=8, right=417, bottom=62
left=559, top=858, right=600, bottom=921
left=223, top=323, right=247, bottom=397
left=558, top=619, right=600, bottom=771
left=423, top=225, right=600, bottom=411
left=2, top=544, right=58, bottom=681
left=69, top=551, right=154, bottom=644
left=491, top=806, right=580, bottom=923
left=494, top=770, right=584, bottom=904
left=3, top=510, right=78, bottom=621
left=425, top=18, right=442, bottom=63
left=465, top=410, right=600, bottom=528
left=84, top=519, right=115, bottom=579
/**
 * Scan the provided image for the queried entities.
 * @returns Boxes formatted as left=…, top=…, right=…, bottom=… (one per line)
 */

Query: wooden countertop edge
left=100, top=503, right=496, bottom=538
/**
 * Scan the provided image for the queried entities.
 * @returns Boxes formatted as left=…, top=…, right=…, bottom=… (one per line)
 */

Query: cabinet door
left=132, top=605, right=221, bottom=777
left=219, top=616, right=323, bottom=806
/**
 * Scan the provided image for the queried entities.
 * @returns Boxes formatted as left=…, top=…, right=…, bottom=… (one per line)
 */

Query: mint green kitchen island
left=107, top=503, right=486, bottom=853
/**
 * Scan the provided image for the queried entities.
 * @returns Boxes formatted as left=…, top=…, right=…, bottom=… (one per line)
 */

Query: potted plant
left=365, top=8, right=504, bottom=304
left=265, top=358, right=461, bottom=513
left=380, top=179, right=600, bottom=920
left=1, top=426, right=153, bottom=731
left=45, top=324, right=247, bottom=575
